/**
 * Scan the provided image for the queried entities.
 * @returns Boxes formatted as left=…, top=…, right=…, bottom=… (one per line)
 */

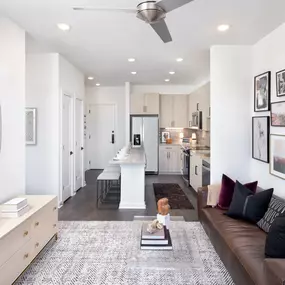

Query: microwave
left=191, top=111, right=202, bottom=129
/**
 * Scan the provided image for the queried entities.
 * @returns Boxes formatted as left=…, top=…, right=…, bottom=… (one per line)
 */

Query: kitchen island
left=110, top=146, right=146, bottom=209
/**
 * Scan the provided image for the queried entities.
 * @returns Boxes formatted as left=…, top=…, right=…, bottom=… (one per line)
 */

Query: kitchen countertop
left=109, top=147, right=146, bottom=165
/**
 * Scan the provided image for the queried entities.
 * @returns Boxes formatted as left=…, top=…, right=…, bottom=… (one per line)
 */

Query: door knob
left=70, top=151, right=73, bottom=155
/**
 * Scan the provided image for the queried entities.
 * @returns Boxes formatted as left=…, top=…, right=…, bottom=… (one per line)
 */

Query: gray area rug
left=16, top=221, right=234, bottom=285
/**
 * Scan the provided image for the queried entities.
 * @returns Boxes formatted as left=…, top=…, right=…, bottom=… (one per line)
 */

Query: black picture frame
left=254, top=71, right=271, bottom=112
left=270, top=134, right=285, bottom=180
left=252, top=116, right=270, bottom=163
left=271, top=101, right=285, bottom=127
left=276, top=69, right=285, bottom=97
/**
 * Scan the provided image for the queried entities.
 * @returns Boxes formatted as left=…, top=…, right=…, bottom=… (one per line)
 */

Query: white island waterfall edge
left=110, top=147, right=146, bottom=209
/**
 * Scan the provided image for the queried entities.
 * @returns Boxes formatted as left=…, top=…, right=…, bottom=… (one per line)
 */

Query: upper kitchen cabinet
left=160, top=95, right=188, bottom=128
left=188, top=83, right=210, bottom=131
left=160, top=95, right=173, bottom=127
left=130, top=93, right=159, bottom=115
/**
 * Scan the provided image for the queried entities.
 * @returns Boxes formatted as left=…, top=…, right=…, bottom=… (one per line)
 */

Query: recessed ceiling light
left=131, top=71, right=137, bottom=75
left=96, top=83, right=101, bottom=86
left=176, top=58, right=183, bottom=62
left=165, top=79, right=170, bottom=82
left=88, top=76, right=94, bottom=80
left=57, top=23, right=71, bottom=31
left=217, top=24, right=230, bottom=32
left=128, top=58, right=136, bottom=62
left=169, top=71, right=175, bottom=75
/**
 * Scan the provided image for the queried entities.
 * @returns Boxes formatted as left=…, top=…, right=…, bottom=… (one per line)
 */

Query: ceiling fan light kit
left=73, top=0, right=194, bottom=43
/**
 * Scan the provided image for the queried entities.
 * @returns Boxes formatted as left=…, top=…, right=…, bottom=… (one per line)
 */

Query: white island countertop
left=110, top=147, right=146, bottom=165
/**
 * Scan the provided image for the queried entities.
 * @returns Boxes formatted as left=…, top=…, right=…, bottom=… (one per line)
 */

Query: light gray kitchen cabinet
left=160, top=95, right=188, bottom=128
left=159, top=145, right=181, bottom=174
left=190, top=152, right=202, bottom=192
left=131, top=93, right=159, bottom=114
left=160, top=95, right=173, bottom=128
left=188, top=83, right=210, bottom=130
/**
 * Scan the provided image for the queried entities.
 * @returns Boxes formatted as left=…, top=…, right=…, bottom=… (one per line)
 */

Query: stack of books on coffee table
left=1, top=198, right=29, bottom=218
left=140, top=223, right=173, bottom=250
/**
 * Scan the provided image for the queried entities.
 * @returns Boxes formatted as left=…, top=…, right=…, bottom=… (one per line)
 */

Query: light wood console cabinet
left=0, top=195, right=58, bottom=285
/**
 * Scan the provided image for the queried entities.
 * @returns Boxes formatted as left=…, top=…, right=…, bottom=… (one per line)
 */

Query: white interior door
left=62, top=94, right=73, bottom=202
left=88, top=104, right=116, bottom=169
left=75, top=99, right=84, bottom=191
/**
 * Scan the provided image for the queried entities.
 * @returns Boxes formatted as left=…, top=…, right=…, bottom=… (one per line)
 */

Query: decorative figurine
left=157, top=198, right=170, bottom=215
left=157, top=198, right=171, bottom=229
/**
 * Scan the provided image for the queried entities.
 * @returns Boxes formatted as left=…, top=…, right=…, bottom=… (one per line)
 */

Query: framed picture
left=254, top=71, right=271, bottom=112
left=161, top=131, right=170, bottom=143
left=252, top=116, right=269, bottom=163
left=25, top=108, right=37, bottom=145
left=276, top=69, right=285, bottom=97
left=270, top=134, right=285, bottom=180
left=271, top=101, right=285, bottom=127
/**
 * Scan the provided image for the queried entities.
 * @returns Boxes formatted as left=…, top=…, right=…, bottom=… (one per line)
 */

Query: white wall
left=85, top=86, right=126, bottom=156
left=26, top=54, right=59, bottom=195
left=251, top=24, right=285, bottom=198
left=210, top=46, right=253, bottom=184
left=0, top=18, right=26, bottom=203
left=59, top=55, right=85, bottom=100
left=26, top=53, right=85, bottom=203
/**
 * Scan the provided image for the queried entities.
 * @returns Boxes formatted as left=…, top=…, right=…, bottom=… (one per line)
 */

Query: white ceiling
left=0, top=0, right=285, bottom=86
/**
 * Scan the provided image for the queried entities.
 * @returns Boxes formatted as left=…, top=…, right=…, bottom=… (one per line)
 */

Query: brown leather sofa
left=198, top=186, right=285, bottom=285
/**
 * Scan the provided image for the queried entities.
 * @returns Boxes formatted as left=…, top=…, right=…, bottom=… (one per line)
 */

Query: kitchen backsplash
left=160, top=128, right=210, bottom=147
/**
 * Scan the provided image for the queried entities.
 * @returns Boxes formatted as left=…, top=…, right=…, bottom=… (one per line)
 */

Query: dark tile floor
left=59, top=170, right=198, bottom=222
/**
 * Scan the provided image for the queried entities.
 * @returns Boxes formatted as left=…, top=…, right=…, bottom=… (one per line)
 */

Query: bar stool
left=96, top=171, right=121, bottom=208
left=103, top=165, right=121, bottom=173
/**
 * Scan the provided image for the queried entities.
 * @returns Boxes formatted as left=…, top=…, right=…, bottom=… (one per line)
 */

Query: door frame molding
left=75, top=98, right=85, bottom=190
left=59, top=90, right=74, bottom=205
left=87, top=103, right=117, bottom=169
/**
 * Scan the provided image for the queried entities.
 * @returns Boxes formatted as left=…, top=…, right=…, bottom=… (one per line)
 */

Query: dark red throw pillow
left=217, top=174, right=258, bottom=210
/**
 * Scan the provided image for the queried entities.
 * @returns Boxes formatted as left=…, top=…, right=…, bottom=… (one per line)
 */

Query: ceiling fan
left=73, top=0, right=194, bottom=43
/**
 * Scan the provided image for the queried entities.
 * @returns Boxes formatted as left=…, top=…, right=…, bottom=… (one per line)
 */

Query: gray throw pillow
left=257, top=196, right=285, bottom=233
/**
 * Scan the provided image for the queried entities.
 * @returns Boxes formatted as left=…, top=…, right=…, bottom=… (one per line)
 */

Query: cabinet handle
left=35, top=221, right=39, bottom=227
left=195, top=166, right=198, bottom=175
left=197, top=103, right=199, bottom=111
left=35, top=242, right=39, bottom=248
left=24, top=253, right=29, bottom=259
left=53, top=206, right=57, bottom=211
left=23, top=231, right=29, bottom=237
left=209, top=106, right=211, bottom=117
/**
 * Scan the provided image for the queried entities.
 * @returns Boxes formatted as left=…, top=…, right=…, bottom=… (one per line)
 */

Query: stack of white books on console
left=1, top=197, right=30, bottom=218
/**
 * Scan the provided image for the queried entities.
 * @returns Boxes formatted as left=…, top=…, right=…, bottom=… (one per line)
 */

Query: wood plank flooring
left=59, top=170, right=198, bottom=221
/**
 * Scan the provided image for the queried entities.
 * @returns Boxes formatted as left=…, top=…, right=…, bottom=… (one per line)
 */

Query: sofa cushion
left=225, top=181, right=273, bottom=223
left=258, top=195, right=285, bottom=233
left=217, top=174, right=257, bottom=210
left=265, top=212, right=285, bottom=258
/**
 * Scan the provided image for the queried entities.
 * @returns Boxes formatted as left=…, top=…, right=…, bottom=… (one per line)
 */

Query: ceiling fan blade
left=73, top=7, right=137, bottom=14
left=150, top=20, right=172, bottom=43
left=156, top=0, right=194, bottom=13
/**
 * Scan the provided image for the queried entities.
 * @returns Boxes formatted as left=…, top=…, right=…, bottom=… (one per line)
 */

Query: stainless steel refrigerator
left=130, top=115, right=159, bottom=174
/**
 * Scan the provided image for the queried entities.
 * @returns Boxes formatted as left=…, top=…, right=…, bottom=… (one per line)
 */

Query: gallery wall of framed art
left=252, top=68, right=285, bottom=180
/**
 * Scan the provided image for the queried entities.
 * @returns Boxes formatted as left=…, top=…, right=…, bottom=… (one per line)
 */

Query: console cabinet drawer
left=32, top=199, right=57, bottom=239
left=0, top=239, right=33, bottom=285
left=0, top=218, right=32, bottom=267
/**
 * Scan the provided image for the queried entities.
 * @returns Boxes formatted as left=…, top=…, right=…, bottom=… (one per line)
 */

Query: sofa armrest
left=197, top=186, right=209, bottom=218
left=265, top=259, right=285, bottom=285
